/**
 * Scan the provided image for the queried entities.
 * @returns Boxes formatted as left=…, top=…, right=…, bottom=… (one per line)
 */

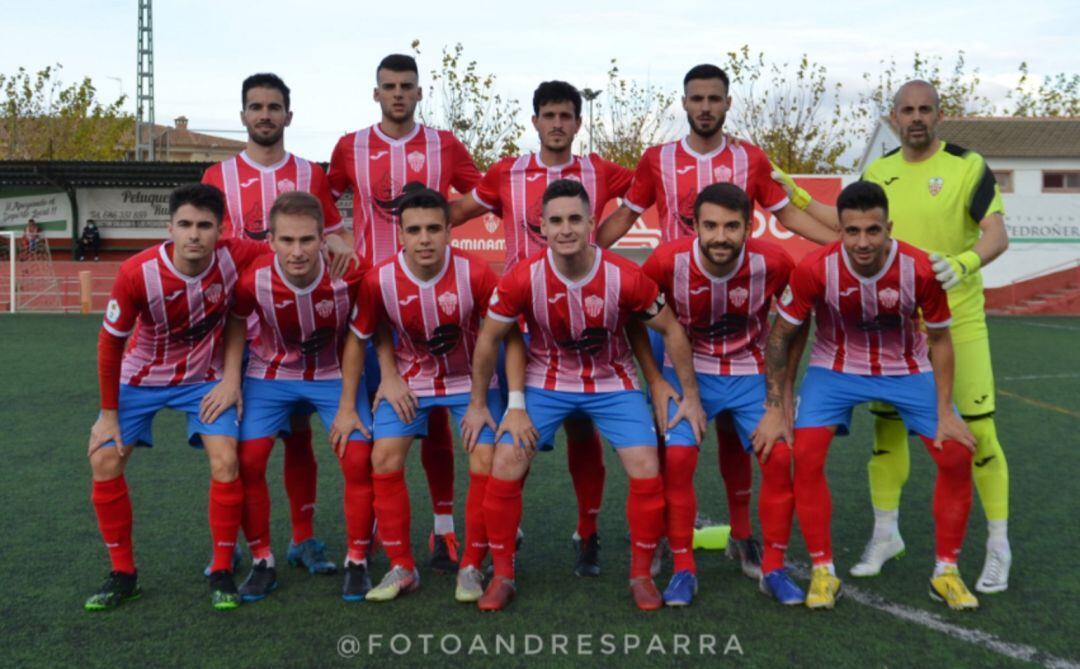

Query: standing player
left=328, top=55, right=482, bottom=569
left=756, top=181, right=980, bottom=610
left=463, top=179, right=707, bottom=611
left=641, top=182, right=805, bottom=607
left=330, top=184, right=508, bottom=604
left=202, top=73, right=354, bottom=575
left=598, top=63, right=838, bottom=578
left=214, top=192, right=375, bottom=603
left=85, top=184, right=265, bottom=611
left=449, top=80, right=635, bottom=576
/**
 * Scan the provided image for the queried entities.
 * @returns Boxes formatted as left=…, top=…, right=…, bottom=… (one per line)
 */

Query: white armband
left=507, top=391, right=526, bottom=411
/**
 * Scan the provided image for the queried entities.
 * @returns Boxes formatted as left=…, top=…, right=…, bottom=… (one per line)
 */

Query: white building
left=858, top=117, right=1080, bottom=288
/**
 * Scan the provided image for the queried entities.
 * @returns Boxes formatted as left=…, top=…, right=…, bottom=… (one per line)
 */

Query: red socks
left=663, top=447, right=698, bottom=574
left=339, top=440, right=374, bottom=563
left=484, top=476, right=523, bottom=580
left=372, top=470, right=414, bottom=571
left=627, top=476, right=666, bottom=578
left=92, top=475, right=135, bottom=574
left=238, top=437, right=275, bottom=559
left=282, top=429, right=317, bottom=544
left=420, top=406, right=455, bottom=519
left=792, top=427, right=834, bottom=566
left=757, top=443, right=795, bottom=574
left=462, top=472, right=490, bottom=570
left=918, top=436, right=974, bottom=563
left=209, top=478, right=244, bottom=572
left=718, top=419, right=753, bottom=541
left=566, top=430, right=605, bottom=539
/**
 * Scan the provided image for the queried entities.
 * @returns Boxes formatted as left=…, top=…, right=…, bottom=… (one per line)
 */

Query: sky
left=3, top=0, right=1079, bottom=163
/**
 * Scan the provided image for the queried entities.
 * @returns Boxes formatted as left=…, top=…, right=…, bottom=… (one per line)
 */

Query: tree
left=0, top=64, right=133, bottom=160
left=723, top=45, right=856, bottom=174
left=1005, top=63, right=1080, bottom=116
left=411, top=41, right=524, bottom=171
left=592, top=59, right=679, bottom=168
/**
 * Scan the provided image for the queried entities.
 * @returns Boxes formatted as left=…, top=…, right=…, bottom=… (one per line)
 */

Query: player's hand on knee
left=648, top=378, right=680, bottom=434
left=670, top=394, right=707, bottom=445
left=497, top=409, right=537, bottom=460
left=88, top=411, right=123, bottom=457
left=200, top=380, right=240, bottom=424
left=751, top=408, right=790, bottom=463
left=461, top=402, right=497, bottom=453
left=378, top=374, right=418, bottom=424
left=330, top=408, right=369, bottom=457
left=935, top=413, right=976, bottom=452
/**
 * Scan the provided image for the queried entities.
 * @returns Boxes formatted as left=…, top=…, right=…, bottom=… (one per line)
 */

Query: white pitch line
left=1000, top=373, right=1080, bottom=381
left=1017, top=321, right=1080, bottom=332
left=788, top=563, right=1079, bottom=669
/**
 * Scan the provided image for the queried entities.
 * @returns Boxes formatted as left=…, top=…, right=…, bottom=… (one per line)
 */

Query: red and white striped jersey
left=624, top=137, right=789, bottom=243
left=350, top=247, right=497, bottom=397
left=327, top=124, right=481, bottom=266
left=642, top=237, right=794, bottom=375
left=232, top=255, right=366, bottom=381
left=777, top=240, right=952, bottom=376
left=488, top=247, right=661, bottom=392
left=472, top=152, right=632, bottom=271
left=102, top=239, right=267, bottom=386
left=201, top=151, right=343, bottom=241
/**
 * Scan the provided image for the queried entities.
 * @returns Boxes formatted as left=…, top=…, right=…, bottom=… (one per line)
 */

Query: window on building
left=993, top=171, right=1013, bottom=193
left=1043, top=171, right=1080, bottom=193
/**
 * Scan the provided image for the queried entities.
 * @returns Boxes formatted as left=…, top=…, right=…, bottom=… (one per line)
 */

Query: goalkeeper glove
left=929, top=251, right=981, bottom=290
left=770, top=161, right=812, bottom=210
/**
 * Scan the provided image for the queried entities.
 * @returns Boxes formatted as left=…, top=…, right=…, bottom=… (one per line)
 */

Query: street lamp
left=581, top=88, right=602, bottom=154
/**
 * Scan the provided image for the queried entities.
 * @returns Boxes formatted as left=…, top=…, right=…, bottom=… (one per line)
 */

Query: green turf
left=1, top=315, right=1077, bottom=668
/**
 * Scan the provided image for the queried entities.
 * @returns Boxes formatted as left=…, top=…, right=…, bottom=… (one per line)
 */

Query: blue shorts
left=517, top=388, right=657, bottom=450
left=373, top=388, right=504, bottom=444
left=663, top=369, right=765, bottom=451
left=240, top=377, right=373, bottom=442
left=794, top=367, right=951, bottom=437
left=107, top=382, right=239, bottom=449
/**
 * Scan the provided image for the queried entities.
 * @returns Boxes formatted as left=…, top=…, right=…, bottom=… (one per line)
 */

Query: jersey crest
left=315, top=298, right=335, bottom=318
left=584, top=294, right=605, bottom=318
left=928, top=177, right=944, bottom=196
left=438, top=291, right=459, bottom=316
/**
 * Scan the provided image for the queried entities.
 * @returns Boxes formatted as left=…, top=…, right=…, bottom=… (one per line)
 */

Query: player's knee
left=371, top=445, right=407, bottom=475
left=490, top=444, right=528, bottom=481
left=468, top=445, right=494, bottom=475
left=89, top=446, right=127, bottom=480
left=618, top=446, right=660, bottom=479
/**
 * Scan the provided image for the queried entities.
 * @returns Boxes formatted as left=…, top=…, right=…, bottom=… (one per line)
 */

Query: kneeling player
left=86, top=184, right=267, bottom=611
left=642, top=183, right=805, bottom=606
left=217, top=191, right=374, bottom=602
left=463, top=179, right=706, bottom=612
left=332, top=184, right=509, bottom=603
left=755, top=181, right=979, bottom=610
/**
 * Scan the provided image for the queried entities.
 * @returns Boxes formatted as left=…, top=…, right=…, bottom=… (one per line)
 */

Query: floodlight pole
left=581, top=88, right=602, bottom=154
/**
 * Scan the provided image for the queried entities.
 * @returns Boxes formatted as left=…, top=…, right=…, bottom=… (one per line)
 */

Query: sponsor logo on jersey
left=276, top=178, right=296, bottom=193
left=556, top=326, right=608, bottom=355
left=584, top=294, right=605, bottom=318
left=275, top=299, right=294, bottom=309
left=369, top=151, right=388, bottom=161
left=928, top=177, right=944, bottom=196
left=857, top=313, right=902, bottom=332
left=974, top=455, right=995, bottom=468
left=175, top=311, right=223, bottom=343
left=526, top=173, right=544, bottom=182
left=689, top=286, right=709, bottom=296
left=164, top=289, right=184, bottom=302
left=883, top=177, right=900, bottom=185
left=878, top=287, right=900, bottom=309
left=298, top=326, right=334, bottom=355
left=729, top=286, right=749, bottom=308
left=240, top=177, right=259, bottom=188
left=315, top=299, right=335, bottom=318
left=676, top=165, right=695, bottom=175
left=548, top=293, right=566, bottom=304
left=106, top=299, right=121, bottom=322
left=399, top=295, right=419, bottom=307
left=691, top=314, right=749, bottom=340
left=713, top=165, right=733, bottom=182
left=424, top=323, right=462, bottom=355
left=204, top=283, right=223, bottom=305
left=840, top=287, right=859, bottom=297
left=407, top=150, right=426, bottom=172
left=437, top=291, right=459, bottom=316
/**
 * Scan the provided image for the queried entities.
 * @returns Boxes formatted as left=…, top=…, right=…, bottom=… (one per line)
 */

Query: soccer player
left=85, top=184, right=266, bottom=611
left=463, top=179, right=707, bottom=611
left=328, top=54, right=483, bottom=568
left=330, top=184, right=507, bottom=603
left=216, top=191, right=375, bottom=603
left=597, top=63, right=838, bottom=578
left=449, top=80, right=636, bottom=576
left=775, top=80, right=1012, bottom=592
left=755, top=181, right=980, bottom=610
left=641, top=182, right=805, bottom=607
left=202, top=73, right=355, bottom=575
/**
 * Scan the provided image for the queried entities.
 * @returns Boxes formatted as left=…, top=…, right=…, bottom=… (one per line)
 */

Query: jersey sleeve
left=349, top=272, right=385, bottom=340
left=102, top=266, right=141, bottom=338
left=776, top=258, right=819, bottom=325
left=768, top=247, right=797, bottom=301
left=622, top=150, right=657, bottom=213
left=625, top=267, right=663, bottom=319
left=966, top=153, right=1005, bottom=223
left=311, top=164, right=344, bottom=231
left=230, top=271, right=257, bottom=320
left=750, top=146, right=791, bottom=212
left=600, top=156, right=634, bottom=199
left=916, top=258, right=952, bottom=328
left=225, top=238, right=272, bottom=271
left=473, top=263, right=499, bottom=320
left=326, top=136, right=351, bottom=200
left=472, top=160, right=505, bottom=211
left=487, top=266, right=528, bottom=323
left=639, top=248, right=670, bottom=293
left=448, top=134, right=482, bottom=195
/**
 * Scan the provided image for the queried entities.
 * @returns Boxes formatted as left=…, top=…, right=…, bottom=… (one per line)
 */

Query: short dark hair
left=269, top=191, right=324, bottom=234
left=532, top=80, right=582, bottom=117
left=377, top=181, right=448, bottom=225
left=837, top=181, right=889, bottom=220
left=377, top=54, right=419, bottom=79
left=683, top=64, right=730, bottom=91
left=542, top=178, right=591, bottom=211
left=694, top=182, right=751, bottom=224
left=169, top=183, right=225, bottom=223
left=242, top=73, right=291, bottom=111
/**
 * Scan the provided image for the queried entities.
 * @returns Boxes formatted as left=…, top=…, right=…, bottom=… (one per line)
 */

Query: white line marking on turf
left=1000, top=373, right=1080, bottom=381
left=788, top=563, right=1079, bottom=669
left=1018, top=321, right=1080, bottom=332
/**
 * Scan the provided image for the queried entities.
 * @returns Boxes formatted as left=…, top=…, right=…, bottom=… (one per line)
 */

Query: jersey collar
left=680, top=135, right=728, bottom=161
left=534, top=152, right=577, bottom=170
left=692, top=238, right=746, bottom=283
left=546, top=245, right=602, bottom=289
left=373, top=122, right=422, bottom=146
left=273, top=254, right=326, bottom=295
left=841, top=239, right=898, bottom=284
left=158, top=241, right=218, bottom=284
left=238, top=150, right=292, bottom=173
left=397, top=246, right=451, bottom=288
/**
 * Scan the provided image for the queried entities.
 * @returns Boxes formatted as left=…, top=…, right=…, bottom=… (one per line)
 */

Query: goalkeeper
left=771, top=79, right=1011, bottom=593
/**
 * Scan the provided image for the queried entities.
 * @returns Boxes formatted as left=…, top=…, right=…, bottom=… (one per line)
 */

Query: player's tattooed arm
left=199, top=315, right=246, bottom=425
left=461, top=317, right=516, bottom=451
left=752, top=317, right=800, bottom=460
left=925, top=326, right=976, bottom=452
